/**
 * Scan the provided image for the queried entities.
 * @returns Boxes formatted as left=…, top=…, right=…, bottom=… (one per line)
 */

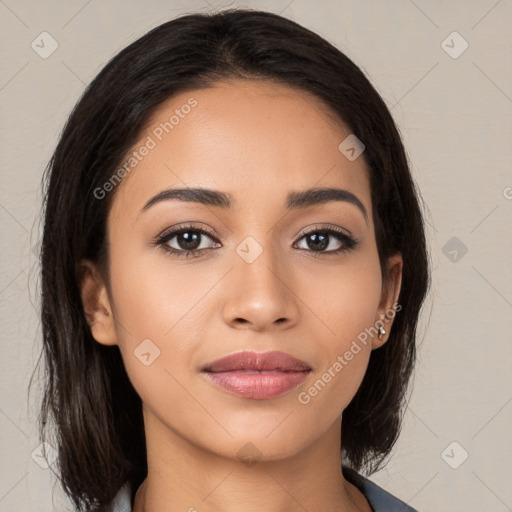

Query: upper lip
left=202, top=350, right=312, bottom=372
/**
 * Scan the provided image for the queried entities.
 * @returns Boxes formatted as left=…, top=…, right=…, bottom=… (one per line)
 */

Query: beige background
left=1, top=0, right=511, bottom=511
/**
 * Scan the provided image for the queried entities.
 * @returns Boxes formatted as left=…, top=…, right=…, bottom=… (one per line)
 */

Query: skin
left=80, top=80, right=402, bottom=512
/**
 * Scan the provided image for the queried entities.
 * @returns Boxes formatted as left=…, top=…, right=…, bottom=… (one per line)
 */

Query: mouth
left=201, top=350, right=312, bottom=399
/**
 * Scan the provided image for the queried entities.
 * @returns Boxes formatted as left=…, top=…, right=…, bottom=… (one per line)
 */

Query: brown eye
left=155, top=225, right=220, bottom=258
left=295, top=226, right=359, bottom=255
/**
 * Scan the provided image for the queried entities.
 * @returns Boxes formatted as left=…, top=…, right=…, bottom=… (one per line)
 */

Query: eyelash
left=153, top=224, right=359, bottom=259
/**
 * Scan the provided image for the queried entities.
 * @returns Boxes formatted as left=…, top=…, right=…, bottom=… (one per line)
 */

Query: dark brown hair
left=32, top=8, right=431, bottom=511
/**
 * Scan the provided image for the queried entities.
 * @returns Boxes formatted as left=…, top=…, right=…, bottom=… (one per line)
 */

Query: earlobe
left=79, top=259, right=118, bottom=346
left=372, top=253, right=403, bottom=349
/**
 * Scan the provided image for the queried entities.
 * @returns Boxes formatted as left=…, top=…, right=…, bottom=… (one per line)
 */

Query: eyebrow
left=140, top=186, right=368, bottom=224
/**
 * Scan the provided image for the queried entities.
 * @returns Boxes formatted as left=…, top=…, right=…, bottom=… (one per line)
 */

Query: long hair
left=32, top=8, right=431, bottom=510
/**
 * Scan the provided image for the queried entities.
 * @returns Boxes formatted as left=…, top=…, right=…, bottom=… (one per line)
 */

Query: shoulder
left=342, top=465, right=420, bottom=512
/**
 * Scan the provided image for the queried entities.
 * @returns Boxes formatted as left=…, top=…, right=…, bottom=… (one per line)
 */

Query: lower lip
left=202, top=370, right=311, bottom=399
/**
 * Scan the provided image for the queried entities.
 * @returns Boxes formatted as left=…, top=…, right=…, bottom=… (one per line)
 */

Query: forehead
left=109, top=80, right=371, bottom=222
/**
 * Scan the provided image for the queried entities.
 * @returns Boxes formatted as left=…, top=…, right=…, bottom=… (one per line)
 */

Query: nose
left=221, top=240, right=300, bottom=332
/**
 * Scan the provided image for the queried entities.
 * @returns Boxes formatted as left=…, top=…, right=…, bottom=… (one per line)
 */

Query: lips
left=201, top=350, right=312, bottom=373
left=201, top=350, right=312, bottom=399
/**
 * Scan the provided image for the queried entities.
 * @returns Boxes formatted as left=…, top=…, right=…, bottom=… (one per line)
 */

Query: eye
left=294, top=225, right=359, bottom=256
left=153, top=223, right=359, bottom=259
left=154, top=224, right=220, bottom=258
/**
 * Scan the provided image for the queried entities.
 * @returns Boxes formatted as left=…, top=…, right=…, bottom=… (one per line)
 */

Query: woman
left=36, top=8, right=430, bottom=512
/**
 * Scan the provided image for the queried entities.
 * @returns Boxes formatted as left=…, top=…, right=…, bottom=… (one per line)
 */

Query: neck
left=132, top=407, right=370, bottom=512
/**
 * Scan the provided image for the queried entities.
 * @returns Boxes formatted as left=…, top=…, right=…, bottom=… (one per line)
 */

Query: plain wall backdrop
left=1, top=0, right=511, bottom=511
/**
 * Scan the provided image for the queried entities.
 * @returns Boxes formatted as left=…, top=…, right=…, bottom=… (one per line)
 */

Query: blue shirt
left=343, top=466, right=419, bottom=511
left=106, top=466, right=419, bottom=511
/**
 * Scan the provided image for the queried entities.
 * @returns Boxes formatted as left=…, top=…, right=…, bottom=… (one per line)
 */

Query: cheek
left=303, top=253, right=383, bottom=344
left=297, top=346, right=371, bottom=415
left=294, top=254, right=382, bottom=409
left=107, top=242, right=221, bottom=411
left=107, top=234, right=212, bottom=344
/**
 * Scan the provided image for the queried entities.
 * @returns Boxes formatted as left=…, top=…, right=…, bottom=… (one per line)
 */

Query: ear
left=372, top=253, right=403, bottom=349
left=78, top=259, right=118, bottom=346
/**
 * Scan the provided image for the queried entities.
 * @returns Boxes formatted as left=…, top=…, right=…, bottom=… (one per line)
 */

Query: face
left=81, top=80, right=402, bottom=462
